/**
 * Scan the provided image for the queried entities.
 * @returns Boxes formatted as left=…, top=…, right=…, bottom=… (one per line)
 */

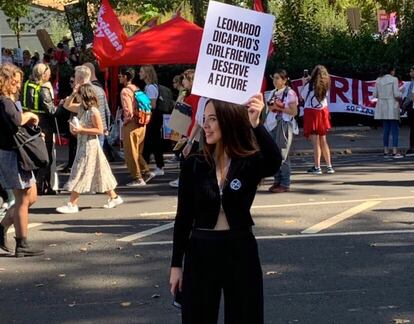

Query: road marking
left=140, top=212, right=175, bottom=217
left=301, top=201, right=381, bottom=234
left=116, top=222, right=174, bottom=242
left=8, top=223, right=43, bottom=234
left=138, top=195, right=414, bottom=217
left=131, top=229, right=414, bottom=246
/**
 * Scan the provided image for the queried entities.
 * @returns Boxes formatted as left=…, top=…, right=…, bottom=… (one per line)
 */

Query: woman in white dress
left=56, top=83, right=123, bottom=214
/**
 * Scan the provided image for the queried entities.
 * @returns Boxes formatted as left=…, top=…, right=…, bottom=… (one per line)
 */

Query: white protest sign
left=192, top=1, right=275, bottom=104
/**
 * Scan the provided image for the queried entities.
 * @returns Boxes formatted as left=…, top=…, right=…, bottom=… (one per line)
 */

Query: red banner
left=266, top=75, right=408, bottom=117
left=93, top=0, right=127, bottom=64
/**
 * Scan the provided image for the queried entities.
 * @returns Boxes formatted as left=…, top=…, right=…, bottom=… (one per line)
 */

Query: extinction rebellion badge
left=230, top=179, right=242, bottom=191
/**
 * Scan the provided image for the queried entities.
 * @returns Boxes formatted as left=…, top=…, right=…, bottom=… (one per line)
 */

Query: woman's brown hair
left=203, top=100, right=259, bottom=162
left=308, top=65, right=331, bottom=102
left=78, top=83, right=98, bottom=110
left=0, top=63, right=23, bottom=97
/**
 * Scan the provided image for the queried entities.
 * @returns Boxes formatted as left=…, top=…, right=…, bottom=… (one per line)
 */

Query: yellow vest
left=22, top=81, right=45, bottom=114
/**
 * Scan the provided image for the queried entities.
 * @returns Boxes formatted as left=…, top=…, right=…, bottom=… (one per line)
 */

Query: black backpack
left=155, top=84, right=174, bottom=114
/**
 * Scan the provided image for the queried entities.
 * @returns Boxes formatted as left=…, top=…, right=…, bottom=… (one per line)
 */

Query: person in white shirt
left=373, top=64, right=402, bottom=158
left=139, top=65, right=165, bottom=176
left=300, top=65, right=334, bottom=175
left=401, top=66, right=414, bottom=156
left=265, top=69, right=298, bottom=192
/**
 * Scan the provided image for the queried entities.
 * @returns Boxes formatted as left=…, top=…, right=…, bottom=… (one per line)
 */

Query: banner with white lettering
left=265, top=76, right=407, bottom=117
left=192, top=1, right=275, bottom=104
left=64, top=2, right=94, bottom=48
left=92, top=0, right=127, bottom=65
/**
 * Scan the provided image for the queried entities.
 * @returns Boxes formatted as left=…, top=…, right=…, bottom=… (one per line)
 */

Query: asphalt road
left=1, top=153, right=414, bottom=324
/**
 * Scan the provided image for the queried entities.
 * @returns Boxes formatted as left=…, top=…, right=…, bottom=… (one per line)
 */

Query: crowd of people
left=1, top=41, right=414, bottom=322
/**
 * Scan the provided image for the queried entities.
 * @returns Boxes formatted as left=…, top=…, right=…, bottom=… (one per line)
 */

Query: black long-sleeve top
left=171, top=125, right=282, bottom=268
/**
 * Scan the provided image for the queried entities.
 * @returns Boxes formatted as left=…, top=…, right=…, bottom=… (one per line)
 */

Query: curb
left=291, top=148, right=382, bottom=156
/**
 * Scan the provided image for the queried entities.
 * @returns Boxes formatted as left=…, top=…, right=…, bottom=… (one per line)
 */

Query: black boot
left=0, top=224, right=11, bottom=253
left=15, top=237, right=44, bottom=258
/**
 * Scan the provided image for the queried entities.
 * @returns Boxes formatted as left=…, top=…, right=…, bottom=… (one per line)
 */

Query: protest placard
left=191, top=1, right=275, bottom=104
left=168, top=102, right=192, bottom=136
left=64, top=2, right=94, bottom=48
left=162, top=114, right=173, bottom=140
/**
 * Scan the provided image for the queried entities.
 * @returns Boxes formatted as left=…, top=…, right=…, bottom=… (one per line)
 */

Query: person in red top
left=53, top=43, right=68, bottom=64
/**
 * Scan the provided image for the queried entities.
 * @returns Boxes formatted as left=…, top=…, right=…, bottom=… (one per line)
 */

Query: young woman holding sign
left=169, top=93, right=282, bottom=324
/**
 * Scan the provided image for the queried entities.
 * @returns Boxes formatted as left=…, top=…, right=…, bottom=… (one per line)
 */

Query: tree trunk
left=190, top=0, right=206, bottom=26
left=16, top=17, right=21, bottom=49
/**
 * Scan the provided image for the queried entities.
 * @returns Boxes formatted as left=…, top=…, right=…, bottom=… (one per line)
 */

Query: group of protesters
left=1, top=45, right=414, bottom=324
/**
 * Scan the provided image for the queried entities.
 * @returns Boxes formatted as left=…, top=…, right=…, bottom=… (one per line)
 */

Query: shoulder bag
left=13, top=125, right=49, bottom=171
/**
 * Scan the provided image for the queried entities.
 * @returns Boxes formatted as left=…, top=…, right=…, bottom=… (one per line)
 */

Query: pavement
left=1, top=126, right=414, bottom=324
left=55, top=126, right=411, bottom=166
left=291, top=125, right=409, bottom=155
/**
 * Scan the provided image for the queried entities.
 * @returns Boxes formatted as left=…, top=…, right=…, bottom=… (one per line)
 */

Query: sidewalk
left=55, top=126, right=410, bottom=164
left=291, top=125, right=409, bottom=155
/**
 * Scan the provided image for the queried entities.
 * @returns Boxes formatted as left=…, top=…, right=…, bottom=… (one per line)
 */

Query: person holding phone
left=56, top=83, right=123, bottom=213
left=169, top=94, right=282, bottom=324
left=300, top=65, right=334, bottom=175
left=265, top=69, right=298, bottom=193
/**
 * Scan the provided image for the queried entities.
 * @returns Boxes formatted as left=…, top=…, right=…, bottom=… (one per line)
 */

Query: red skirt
left=303, top=107, right=331, bottom=138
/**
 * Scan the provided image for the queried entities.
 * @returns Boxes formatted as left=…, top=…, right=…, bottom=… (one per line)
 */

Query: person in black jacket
left=21, top=63, right=57, bottom=195
left=0, top=63, right=44, bottom=257
left=169, top=94, right=282, bottom=324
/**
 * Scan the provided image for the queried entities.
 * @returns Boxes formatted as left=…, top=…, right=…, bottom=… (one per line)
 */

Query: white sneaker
left=143, top=172, right=156, bottom=183
left=1, top=199, right=15, bottom=210
left=169, top=178, right=179, bottom=188
left=103, top=196, right=123, bottom=209
left=153, top=167, right=165, bottom=176
left=166, top=156, right=180, bottom=164
left=56, top=202, right=79, bottom=214
left=126, top=179, right=146, bottom=187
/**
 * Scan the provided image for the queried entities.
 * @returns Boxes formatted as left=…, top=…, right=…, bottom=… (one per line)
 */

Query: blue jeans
left=269, top=119, right=293, bottom=187
left=382, top=120, right=399, bottom=148
left=98, top=135, right=105, bottom=148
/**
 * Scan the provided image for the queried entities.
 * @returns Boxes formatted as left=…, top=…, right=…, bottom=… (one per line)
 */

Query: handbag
left=13, top=125, right=49, bottom=171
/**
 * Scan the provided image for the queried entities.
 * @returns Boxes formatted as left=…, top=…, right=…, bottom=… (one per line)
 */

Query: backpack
left=155, top=84, right=174, bottom=114
left=126, top=86, right=152, bottom=125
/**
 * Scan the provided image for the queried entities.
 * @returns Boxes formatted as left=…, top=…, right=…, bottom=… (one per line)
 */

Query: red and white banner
left=266, top=75, right=407, bottom=116
left=93, top=0, right=127, bottom=64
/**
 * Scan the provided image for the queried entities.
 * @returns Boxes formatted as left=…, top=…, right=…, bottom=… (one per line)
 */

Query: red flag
left=253, top=0, right=274, bottom=92
left=253, top=0, right=274, bottom=57
left=93, top=0, right=127, bottom=65
left=253, top=0, right=265, bottom=12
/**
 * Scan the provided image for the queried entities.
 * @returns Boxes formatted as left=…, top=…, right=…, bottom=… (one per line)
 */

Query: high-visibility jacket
left=22, top=80, right=54, bottom=115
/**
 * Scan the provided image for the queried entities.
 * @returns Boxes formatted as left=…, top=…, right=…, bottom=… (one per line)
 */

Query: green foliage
left=0, top=0, right=31, bottom=47
left=268, top=0, right=414, bottom=80
left=49, top=16, right=71, bottom=46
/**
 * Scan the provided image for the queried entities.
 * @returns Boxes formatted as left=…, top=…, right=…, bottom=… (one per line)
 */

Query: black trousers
left=182, top=229, right=264, bottom=324
left=35, top=120, right=54, bottom=194
left=143, top=109, right=164, bottom=168
left=67, top=134, right=77, bottom=168
left=407, top=109, right=414, bottom=148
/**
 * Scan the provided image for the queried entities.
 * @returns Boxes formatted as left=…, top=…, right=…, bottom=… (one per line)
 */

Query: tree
left=0, top=0, right=31, bottom=48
